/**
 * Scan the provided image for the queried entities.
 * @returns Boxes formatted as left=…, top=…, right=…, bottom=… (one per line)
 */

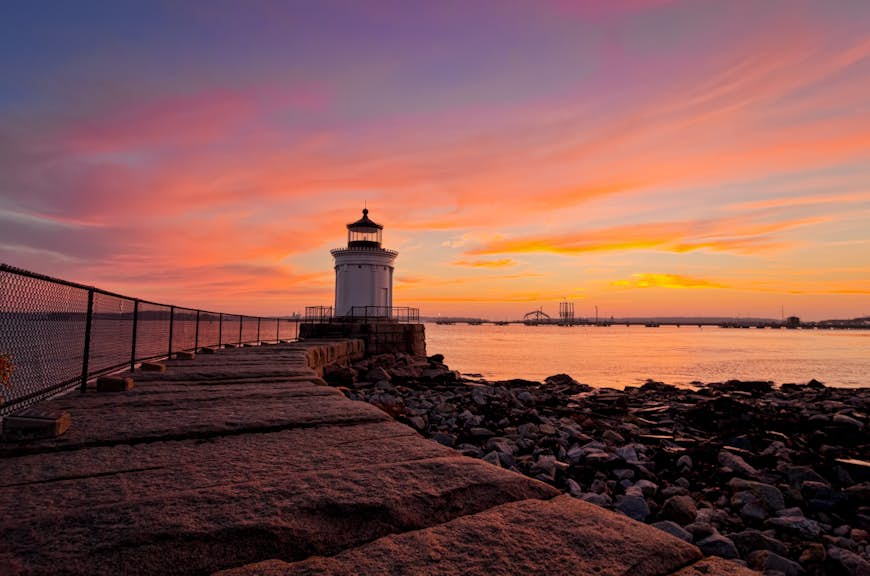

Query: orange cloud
left=611, top=273, right=729, bottom=289
left=726, top=191, right=870, bottom=212
left=451, top=258, right=517, bottom=268
left=466, top=215, right=825, bottom=257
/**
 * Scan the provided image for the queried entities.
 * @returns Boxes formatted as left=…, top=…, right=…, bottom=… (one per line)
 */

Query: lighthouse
left=331, top=208, right=398, bottom=317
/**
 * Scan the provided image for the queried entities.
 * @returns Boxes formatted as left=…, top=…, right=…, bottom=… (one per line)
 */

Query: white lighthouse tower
left=331, top=208, right=398, bottom=317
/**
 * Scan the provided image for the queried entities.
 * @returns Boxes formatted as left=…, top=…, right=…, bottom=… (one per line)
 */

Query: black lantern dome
left=347, top=208, right=383, bottom=247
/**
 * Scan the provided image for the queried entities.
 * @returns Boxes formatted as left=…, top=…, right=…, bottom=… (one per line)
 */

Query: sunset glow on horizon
left=1, top=0, right=868, bottom=320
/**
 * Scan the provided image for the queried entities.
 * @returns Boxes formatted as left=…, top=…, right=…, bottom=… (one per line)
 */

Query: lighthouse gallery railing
left=0, top=264, right=300, bottom=417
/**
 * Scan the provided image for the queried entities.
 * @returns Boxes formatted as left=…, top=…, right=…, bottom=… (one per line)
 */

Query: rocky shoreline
left=323, top=353, right=870, bottom=576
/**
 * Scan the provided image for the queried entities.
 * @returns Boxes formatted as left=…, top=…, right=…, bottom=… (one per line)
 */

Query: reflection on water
left=425, top=324, right=870, bottom=388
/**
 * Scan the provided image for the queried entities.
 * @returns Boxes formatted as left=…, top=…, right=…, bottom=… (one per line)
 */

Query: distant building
left=331, top=208, right=398, bottom=317
left=785, top=316, right=801, bottom=329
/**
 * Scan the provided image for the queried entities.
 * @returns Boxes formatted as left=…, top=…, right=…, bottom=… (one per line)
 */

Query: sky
left=1, top=0, right=868, bottom=320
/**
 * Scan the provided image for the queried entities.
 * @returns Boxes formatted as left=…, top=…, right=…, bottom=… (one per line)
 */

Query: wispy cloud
left=611, top=273, right=728, bottom=289
left=465, top=216, right=826, bottom=257
left=726, top=191, right=870, bottom=212
left=451, top=258, right=517, bottom=268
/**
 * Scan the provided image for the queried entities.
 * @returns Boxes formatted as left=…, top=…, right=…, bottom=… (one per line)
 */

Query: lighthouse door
left=381, top=287, right=388, bottom=308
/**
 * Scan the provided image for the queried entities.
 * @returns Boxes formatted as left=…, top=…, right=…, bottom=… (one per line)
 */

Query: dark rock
left=785, top=466, right=829, bottom=487
left=323, top=364, right=357, bottom=386
left=833, top=413, right=864, bottom=430
left=617, top=493, right=650, bottom=521
left=728, top=478, right=785, bottom=513
left=686, top=522, right=717, bottom=540
left=580, top=492, right=612, bottom=507
left=482, top=451, right=501, bottom=467
left=603, top=429, right=625, bottom=444
left=368, top=393, right=405, bottom=418
left=432, top=432, right=456, bottom=447
left=747, top=550, right=804, bottom=576
left=837, top=459, right=870, bottom=483
left=652, top=520, right=692, bottom=542
left=565, top=478, right=583, bottom=498
left=616, top=445, right=639, bottom=463
left=799, top=543, right=826, bottom=565
left=710, top=380, right=774, bottom=395
left=696, top=532, right=740, bottom=559
left=767, top=515, right=822, bottom=538
left=728, top=529, right=788, bottom=557
left=639, top=380, right=679, bottom=393
left=495, top=378, right=541, bottom=388
left=661, top=486, right=690, bottom=498
left=677, top=454, right=693, bottom=471
left=660, top=495, right=698, bottom=525
left=469, top=427, right=495, bottom=439
left=543, top=373, right=591, bottom=394
left=486, top=437, right=516, bottom=455
left=406, top=416, right=427, bottom=431
left=427, top=354, right=445, bottom=363
left=719, top=450, right=759, bottom=477
left=827, top=546, right=870, bottom=576
left=366, top=366, right=392, bottom=382
left=635, top=479, right=658, bottom=497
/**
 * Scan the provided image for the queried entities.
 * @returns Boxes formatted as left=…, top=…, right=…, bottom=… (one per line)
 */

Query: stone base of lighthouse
left=299, top=321, right=426, bottom=357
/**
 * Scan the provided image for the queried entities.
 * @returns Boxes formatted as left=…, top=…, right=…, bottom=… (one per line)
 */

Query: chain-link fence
left=0, top=264, right=300, bottom=417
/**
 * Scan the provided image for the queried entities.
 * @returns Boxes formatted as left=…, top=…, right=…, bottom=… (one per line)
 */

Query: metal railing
left=303, top=305, right=419, bottom=324
left=304, top=306, right=334, bottom=324
left=0, top=264, right=300, bottom=417
left=349, top=306, right=419, bottom=323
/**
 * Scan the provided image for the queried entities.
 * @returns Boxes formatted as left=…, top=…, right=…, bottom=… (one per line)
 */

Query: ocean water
left=424, top=323, right=870, bottom=388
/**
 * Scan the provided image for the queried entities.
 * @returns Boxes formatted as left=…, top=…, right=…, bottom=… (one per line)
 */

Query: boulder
left=635, top=479, right=658, bottom=498
left=696, top=532, right=740, bottom=559
left=719, top=450, right=759, bottom=477
left=323, top=364, right=357, bottom=386
left=833, top=413, right=864, bottom=430
left=728, top=529, right=788, bottom=557
left=728, top=478, right=785, bottom=516
left=652, top=520, right=692, bottom=542
left=617, top=494, right=649, bottom=522
left=767, top=515, right=821, bottom=538
left=565, top=478, right=584, bottom=498
left=827, top=546, right=870, bottom=576
left=747, top=550, right=804, bottom=576
left=660, top=495, right=698, bottom=525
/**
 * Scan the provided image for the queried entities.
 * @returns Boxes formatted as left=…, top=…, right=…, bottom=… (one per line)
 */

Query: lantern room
left=347, top=208, right=383, bottom=248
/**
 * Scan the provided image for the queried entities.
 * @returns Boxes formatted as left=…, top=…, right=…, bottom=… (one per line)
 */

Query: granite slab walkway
left=0, top=341, right=757, bottom=575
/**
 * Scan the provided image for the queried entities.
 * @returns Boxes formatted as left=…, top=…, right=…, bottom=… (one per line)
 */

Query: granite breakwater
left=324, top=353, right=870, bottom=576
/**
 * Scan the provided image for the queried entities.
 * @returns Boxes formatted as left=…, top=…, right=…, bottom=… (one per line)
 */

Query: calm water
left=425, top=323, right=870, bottom=388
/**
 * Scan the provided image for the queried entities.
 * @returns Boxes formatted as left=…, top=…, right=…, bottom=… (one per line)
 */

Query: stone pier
left=0, top=341, right=756, bottom=575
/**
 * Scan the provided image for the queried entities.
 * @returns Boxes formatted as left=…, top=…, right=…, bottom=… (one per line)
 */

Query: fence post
left=194, top=310, right=200, bottom=351
left=168, top=305, right=175, bottom=359
left=218, top=313, right=223, bottom=348
left=257, top=317, right=261, bottom=344
left=80, top=289, right=94, bottom=392
left=238, top=316, right=243, bottom=346
left=130, top=299, right=139, bottom=372
left=276, top=318, right=280, bottom=342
